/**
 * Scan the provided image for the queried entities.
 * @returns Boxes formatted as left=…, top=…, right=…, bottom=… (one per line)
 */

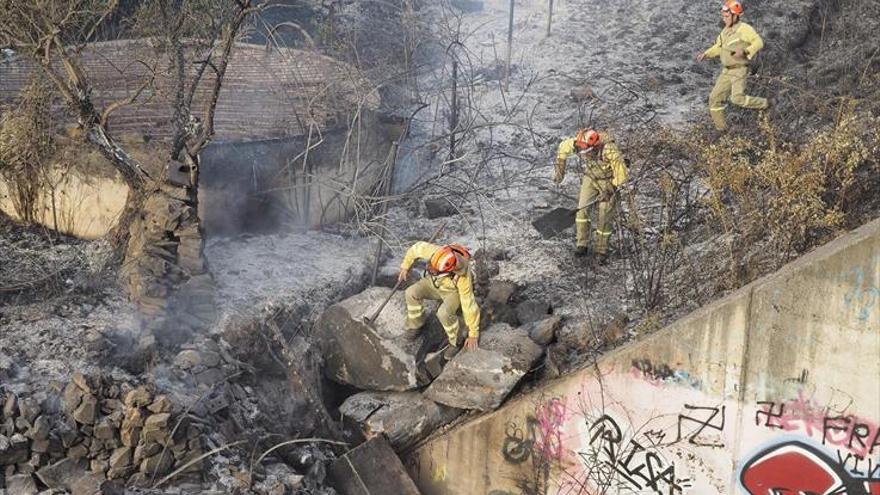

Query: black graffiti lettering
left=849, top=422, right=872, bottom=451
left=755, top=401, right=785, bottom=429
left=612, top=460, right=644, bottom=490
left=501, top=422, right=532, bottom=464
left=658, top=464, right=679, bottom=495
left=657, top=364, right=674, bottom=380
left=644, top=429, right=667, bottom=447
left=851, top=454, right=864, bottom=477
left=631, top=358, right=675, bottom=382
left=590, top=415, right=623, bottom=460
left=617, top=440, right=651, bottom=488
left=582, top=415, right=684, bottom=494
left=870, top=427, right=880, bottom=455
left=868, top=457, right=880, bottom=478
left=824, top=416, right=853, bottom=446
left=643, top=452, right=664, bottom=492
left=838, top=450, right=860, bottom=474
left=675, top=404, right=725, bottom=447
left=837, top=444, right=880, bottom=478
left=590, top=415, right=623, bottom=446
left=632, top=358, right=652, bottom=374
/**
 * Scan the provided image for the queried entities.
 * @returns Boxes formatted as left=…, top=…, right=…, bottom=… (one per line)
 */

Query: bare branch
left=100, top=59, right=157, bottom=126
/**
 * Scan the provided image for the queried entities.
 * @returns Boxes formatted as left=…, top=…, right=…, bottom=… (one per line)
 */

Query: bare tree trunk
left=504, top=0, right=515, bottom=91
left=450, top=57, right=459, bottom=160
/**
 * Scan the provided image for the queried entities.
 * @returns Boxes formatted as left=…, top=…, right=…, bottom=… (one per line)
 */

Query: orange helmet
left=574, top=129, right=601, bottom=151
left=428, top=244, right=470, bottom=276
left=722, top=0, right=744, bottom=16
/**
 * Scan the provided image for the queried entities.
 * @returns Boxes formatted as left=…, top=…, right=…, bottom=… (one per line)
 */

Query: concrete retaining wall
left=406, top=219, right=880, bottom=495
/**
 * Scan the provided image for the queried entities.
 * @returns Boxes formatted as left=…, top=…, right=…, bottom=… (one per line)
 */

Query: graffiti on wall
left=756, top=394, right=880, bottom=458
left=577, top=413, right=693, bottom=494
left=499, top=397, right=570, bottom=495
left=739, top=440, right=880, bottom=495
left=501, top=397, right=569, bottom=466
left=631, top=358, right=702, bottom=390
left=841, top=264, right=880, bottom=324
left=488, top=362, right=877, bottom=495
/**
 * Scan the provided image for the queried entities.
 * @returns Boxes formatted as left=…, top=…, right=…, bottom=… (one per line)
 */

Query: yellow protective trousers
left=404, top=277, right=461, bottom=346
left=708, top=66, right=768, bottom=131
left=576, top=175, right=617, bottom=255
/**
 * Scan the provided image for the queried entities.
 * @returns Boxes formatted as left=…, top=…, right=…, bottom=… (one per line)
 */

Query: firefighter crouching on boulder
left=398, top=242, right=480, bottom=359
left=554, top=128, right=628, bottom=264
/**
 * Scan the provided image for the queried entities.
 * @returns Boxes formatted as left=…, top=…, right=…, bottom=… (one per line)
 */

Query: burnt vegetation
left=0, top=0, right=878, bottom=493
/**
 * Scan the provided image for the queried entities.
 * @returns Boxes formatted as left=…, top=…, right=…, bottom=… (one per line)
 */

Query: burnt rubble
left=0, top=374, right=203, bottom=493
left=322, top=265, right=559, bottom=447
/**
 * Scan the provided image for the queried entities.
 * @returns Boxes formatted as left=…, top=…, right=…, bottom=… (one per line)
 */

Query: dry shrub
left=697, top=103, right=877, bottom=275
left=0, top=80, right=55, bottom=224
left=620, top=127, right=700, bottom=311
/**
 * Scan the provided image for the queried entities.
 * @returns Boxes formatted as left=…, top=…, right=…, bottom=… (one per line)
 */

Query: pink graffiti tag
left=533, top=398, right=568, bottom=462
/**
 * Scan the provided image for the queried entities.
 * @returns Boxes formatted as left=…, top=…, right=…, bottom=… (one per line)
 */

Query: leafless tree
left=0, top=0, right=262, bottom=314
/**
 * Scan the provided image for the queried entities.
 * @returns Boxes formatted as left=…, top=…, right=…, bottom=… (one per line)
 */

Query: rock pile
left=322, top=274, right=560, bottom=449
left=0, top=373, right=204, bottom=493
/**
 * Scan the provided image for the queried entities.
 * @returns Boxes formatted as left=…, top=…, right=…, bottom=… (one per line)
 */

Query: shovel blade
left=532, top=207, right=577, bottom=239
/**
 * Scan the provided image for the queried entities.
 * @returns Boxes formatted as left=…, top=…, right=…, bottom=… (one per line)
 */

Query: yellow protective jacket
left=555, top=132, right=628, bottom=187
left=702, top=21, right=764, bottom=68
left=400, top=241, right=481, bottom=338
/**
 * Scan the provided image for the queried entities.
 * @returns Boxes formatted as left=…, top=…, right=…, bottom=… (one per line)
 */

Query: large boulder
left=328, top=436, right=421, bottom=495
left=424, top=324, right=544, bottom=411
left=523, top=316, right=562, bottom=346
left=35, top=458, right=106, bottom=495
left=315, top=287, right=445, bottom=391
left=340, top=392, right=462, bottom=450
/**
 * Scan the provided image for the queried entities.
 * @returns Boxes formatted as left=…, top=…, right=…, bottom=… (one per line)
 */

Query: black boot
left=574, top=246, right=589, bottom=257
left=443, top=344, right=460, bottom=360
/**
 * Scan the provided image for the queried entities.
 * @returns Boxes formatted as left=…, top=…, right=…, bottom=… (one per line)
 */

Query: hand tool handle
left=365, top=220, right=449, bottom=325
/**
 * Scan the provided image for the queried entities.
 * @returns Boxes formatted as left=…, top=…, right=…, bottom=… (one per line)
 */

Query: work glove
left=553, top=158, right=566, bottom=184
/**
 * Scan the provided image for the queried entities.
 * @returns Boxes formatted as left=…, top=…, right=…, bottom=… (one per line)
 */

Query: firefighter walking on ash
left=398, top=241, right=480, bottom=359
left=696, top=0, right=770, bottom=131
left=554, top=128, right=628, bottom=264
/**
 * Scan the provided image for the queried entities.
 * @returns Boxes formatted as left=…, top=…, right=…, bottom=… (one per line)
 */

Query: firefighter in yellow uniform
left=398, top=242, right=480, bottom=359
left=697, top=0, right=769, bottom=131
left=554, top=128, right=628, bottom=263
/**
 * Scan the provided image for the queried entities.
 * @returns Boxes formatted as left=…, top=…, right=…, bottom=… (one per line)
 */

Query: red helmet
left=575, top=129, right=601, bottom=151
left=428, top=244, right=470, bottom=275
left=722, top=0, right=744, bottom=16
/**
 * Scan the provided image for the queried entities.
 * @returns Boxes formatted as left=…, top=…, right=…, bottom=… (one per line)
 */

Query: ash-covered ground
left=373, top=0, right=827, bottom=371
left=1, top=0, right=878, bottom=493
